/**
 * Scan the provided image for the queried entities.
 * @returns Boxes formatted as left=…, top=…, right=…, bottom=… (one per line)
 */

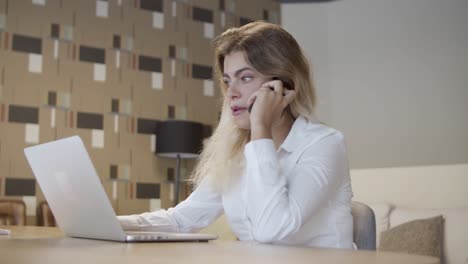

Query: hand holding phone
left=247, top=77, right=293, bottom=113
left=247, top=77, right=296, bottom=141
left=248, top=86, right=275, bottom=113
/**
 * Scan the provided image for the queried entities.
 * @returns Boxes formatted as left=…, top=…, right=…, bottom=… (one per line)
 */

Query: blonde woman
left=118, top=21, right=353, bottom=249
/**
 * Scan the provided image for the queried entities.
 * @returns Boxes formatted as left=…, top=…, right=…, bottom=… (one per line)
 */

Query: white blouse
left=118, top=116, right=354, bottom=248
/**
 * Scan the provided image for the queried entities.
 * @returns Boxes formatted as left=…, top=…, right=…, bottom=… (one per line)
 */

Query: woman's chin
left=233, top=118, right=251, bottom=130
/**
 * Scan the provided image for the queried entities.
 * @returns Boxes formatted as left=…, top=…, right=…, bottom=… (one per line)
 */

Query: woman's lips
left=231, top=106, right=247, bottom=116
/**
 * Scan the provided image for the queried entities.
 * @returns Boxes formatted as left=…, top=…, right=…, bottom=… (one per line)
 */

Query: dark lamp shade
left=156, top=120, right=204, bottom=159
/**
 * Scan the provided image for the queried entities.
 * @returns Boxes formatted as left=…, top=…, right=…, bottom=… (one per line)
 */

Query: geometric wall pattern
left=0, top=0, right=280, bottom=224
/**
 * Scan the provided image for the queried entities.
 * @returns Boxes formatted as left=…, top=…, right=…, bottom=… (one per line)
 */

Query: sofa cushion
left=367, top=202, right=392, bottom=247
left=390, top=207, right=468, bottom=264
left=379, top=215, right=443, bottom=261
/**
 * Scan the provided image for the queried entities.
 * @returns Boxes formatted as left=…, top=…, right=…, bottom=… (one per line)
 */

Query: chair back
left=0, top=199, right=27, bottom=225
left=351, top=201, right=376, bottom=250
left=36, top=201, right=56, bottom=227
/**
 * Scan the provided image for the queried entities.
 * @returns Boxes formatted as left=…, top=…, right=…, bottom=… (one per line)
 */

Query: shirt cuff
left=244, top=139, right=277, bottom=162
left=244, top=139, right=281, bottom=185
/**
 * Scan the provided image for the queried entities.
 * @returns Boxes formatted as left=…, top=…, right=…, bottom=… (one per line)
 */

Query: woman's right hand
left=247, top=79, right=296, bottom=141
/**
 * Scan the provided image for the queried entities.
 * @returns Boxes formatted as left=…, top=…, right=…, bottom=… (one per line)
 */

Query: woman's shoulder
left=296, top=117, right=348, bottom=159
left=282, top=115, right=346, bottom=154
left=296, top=115, right=345, bottom=143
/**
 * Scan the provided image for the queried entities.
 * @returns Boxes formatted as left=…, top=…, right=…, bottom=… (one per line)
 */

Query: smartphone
left=247, top=77, right=294, bottom=113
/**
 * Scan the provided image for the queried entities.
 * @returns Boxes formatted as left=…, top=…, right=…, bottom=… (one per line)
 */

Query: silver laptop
left=24, top=135, right=218, bottom=242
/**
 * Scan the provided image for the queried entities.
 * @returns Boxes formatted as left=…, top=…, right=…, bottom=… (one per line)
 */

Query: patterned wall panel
left=0, top=0, right=280, bottom=224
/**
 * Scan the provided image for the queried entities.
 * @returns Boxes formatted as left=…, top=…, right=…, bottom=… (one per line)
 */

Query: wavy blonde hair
left=191, top=21, right=317, bottom=191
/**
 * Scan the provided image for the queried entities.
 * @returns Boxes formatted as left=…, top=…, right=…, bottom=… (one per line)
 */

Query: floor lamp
left=156, top=120, right=204, bottom=206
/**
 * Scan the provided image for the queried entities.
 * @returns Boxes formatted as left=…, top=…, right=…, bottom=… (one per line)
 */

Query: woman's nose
left=226, top=84, right=240, bottom=99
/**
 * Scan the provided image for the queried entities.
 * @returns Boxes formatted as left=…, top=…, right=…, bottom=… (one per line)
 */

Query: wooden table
left=0, top=226, right=439, bottom=264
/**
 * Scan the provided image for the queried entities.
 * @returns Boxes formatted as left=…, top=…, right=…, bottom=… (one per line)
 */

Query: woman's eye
left=223, top=79, right=231, bottom=87
left=241, top=76, right=253, bottom=82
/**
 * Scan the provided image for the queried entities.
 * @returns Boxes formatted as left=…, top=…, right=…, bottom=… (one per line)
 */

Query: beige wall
left=282, top=0, right=468, bottom=169
left=0, top=0, right=280, bottom=225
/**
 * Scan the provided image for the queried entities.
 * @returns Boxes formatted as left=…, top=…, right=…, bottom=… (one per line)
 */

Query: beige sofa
left=351, top=164, right=468, bottom=264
